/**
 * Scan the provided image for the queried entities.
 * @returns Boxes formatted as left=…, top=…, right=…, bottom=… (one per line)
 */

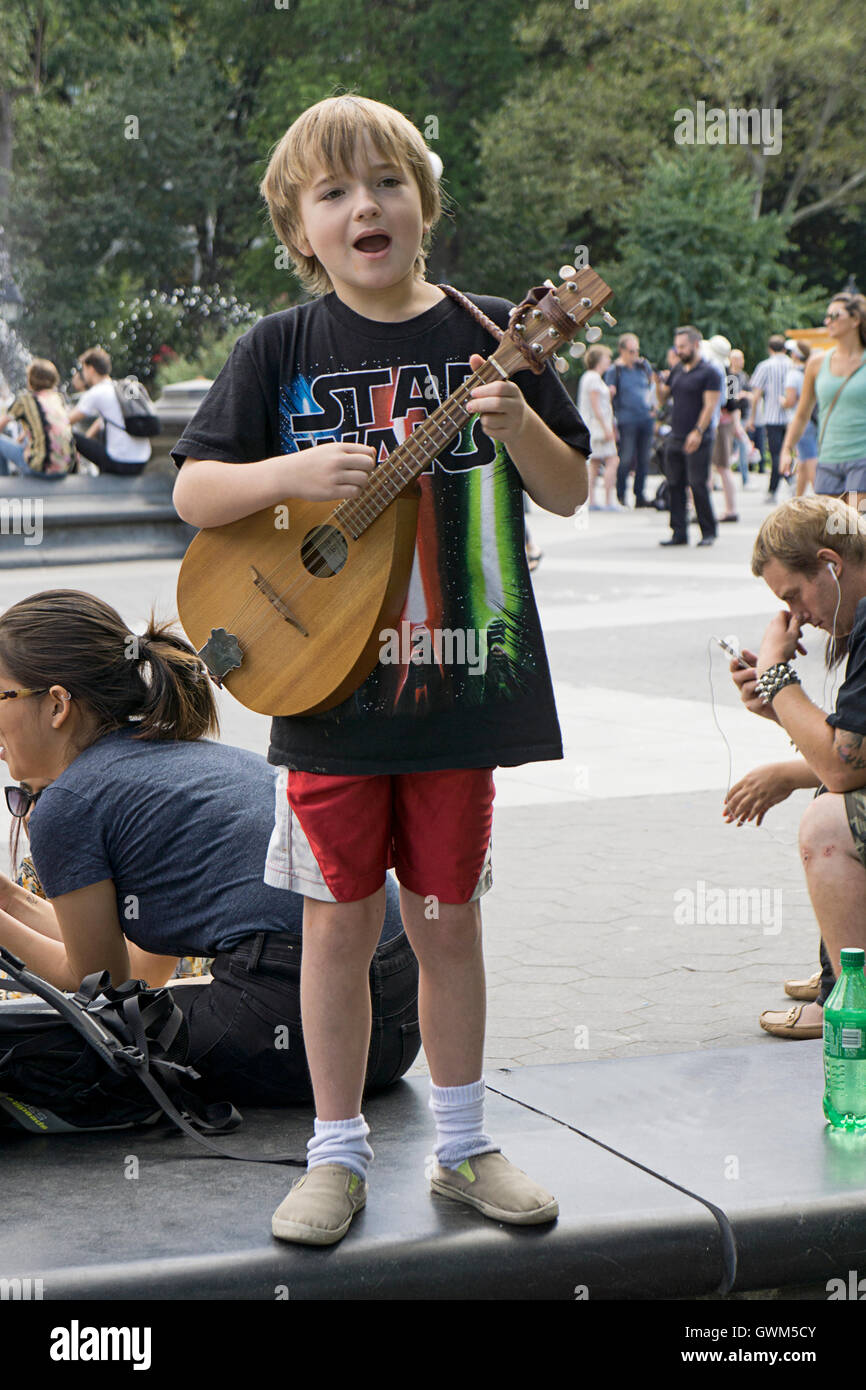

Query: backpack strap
left=0, top=947, right=305, bottom=1166
left=107, top=382, right=131, bottom=436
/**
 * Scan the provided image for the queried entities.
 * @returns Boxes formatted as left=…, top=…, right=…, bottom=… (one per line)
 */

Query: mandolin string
left=207, top=380, right=470, bottom=648
left=222, top=361, right=509, bottom=654
left=226, top=392, right=467, bottom=649
left=231, top=389, right=474, bottom=651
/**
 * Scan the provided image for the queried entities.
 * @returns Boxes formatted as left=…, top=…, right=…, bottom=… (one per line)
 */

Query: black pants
left=72, top=430, right=147, bottom=476
left=765, top=424, right=787, bottom=496
left=818, top=938, right=835, bottom=1008
left=170, top=929, right=421, bottom=1106
left=664, top=434, right=716, bottom=540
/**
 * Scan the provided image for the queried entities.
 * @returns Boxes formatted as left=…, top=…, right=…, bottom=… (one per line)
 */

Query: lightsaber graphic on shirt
left=176, top=267, right=614, bottom=717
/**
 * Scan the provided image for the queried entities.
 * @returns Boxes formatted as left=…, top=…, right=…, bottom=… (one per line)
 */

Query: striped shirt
left=750, top=354, right=790, bottom=425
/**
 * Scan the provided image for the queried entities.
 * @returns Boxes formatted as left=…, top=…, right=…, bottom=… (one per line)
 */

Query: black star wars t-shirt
left=172, top=290, right=589, bottom=774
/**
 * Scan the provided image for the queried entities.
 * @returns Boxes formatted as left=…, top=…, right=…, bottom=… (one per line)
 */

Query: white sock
left=306, top=1114, right=374, bottom=1182
left=428, top=1078, right=500, bottom=1169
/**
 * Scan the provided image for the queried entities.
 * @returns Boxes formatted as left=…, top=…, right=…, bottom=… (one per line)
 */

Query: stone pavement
left=0, top=470, right=829, bottom=1075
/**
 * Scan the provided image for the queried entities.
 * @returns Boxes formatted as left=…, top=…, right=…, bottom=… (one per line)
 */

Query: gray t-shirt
left=27, top=729, right=401, bottom=956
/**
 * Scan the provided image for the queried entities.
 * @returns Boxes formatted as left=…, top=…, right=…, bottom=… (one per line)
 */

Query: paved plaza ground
left=0, top=472, right=829, bottom=1076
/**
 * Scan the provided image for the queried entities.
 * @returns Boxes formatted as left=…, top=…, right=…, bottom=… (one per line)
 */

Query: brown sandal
left=783, top=969, right=822, bottom=1002
left=759, top=1003, right=823, bottom=1040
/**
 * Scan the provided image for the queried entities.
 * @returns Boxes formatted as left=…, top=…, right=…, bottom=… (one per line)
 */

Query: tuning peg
left=558, top=265, right=577, bottom=279
left=553, top=355, right=569, bottom=374
left=569, top=342, right=586, bottom=359
left=585, top=325, right=603, bottom=343
left=544, top=278, right=556, bottom=289
left=601, top=310, right=617, bottom=327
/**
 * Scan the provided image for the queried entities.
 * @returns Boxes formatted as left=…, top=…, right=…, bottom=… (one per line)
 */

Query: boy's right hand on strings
left=283, top=442, right=377, bottom=501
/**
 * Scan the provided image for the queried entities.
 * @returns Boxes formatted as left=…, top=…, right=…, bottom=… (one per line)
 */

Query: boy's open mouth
left=353, top=233, right=391, bottom=254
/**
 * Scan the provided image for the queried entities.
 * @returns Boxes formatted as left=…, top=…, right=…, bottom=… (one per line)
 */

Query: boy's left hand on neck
left=463, top=356, right=588, bottom=515
left=464, top=353, right=530, bottom=449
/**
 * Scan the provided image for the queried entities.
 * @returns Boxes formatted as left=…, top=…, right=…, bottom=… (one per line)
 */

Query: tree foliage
left=598, top=150, right=827, bottom=366
left=0, top=0, right=862, bottom=380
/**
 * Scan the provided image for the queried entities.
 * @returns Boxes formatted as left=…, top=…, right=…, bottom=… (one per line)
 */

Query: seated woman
left=0, top=359, right=76, bottom=477
left=0, top=589, right=420, bottom=1104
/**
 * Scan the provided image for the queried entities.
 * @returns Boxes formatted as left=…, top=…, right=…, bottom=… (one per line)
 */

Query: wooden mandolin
left=176, top=265, right=614, bottom=716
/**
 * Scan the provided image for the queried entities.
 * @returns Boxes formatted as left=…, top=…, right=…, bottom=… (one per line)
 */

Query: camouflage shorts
left=844, top=787, right=866, bottom=871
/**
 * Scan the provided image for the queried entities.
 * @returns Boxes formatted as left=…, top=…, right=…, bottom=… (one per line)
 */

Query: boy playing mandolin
left=172, top=95, right=590, bottom=1244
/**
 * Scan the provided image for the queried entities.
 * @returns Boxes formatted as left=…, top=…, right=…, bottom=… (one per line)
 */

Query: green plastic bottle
left=823, top=948, right=866, bottom=1131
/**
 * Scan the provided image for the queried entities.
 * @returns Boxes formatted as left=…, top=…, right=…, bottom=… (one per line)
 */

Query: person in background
left=577, top=345, right=619, bottom=510
left=704, top=335, right=738, bottom=523
left=656, top=325, right=720, bottom=547
left=604, top=332, right=656, bottom=508
left=0, top=359, right=76, bottom=478
left=728, top=348, right=753, bottom=488
left=0, top=590, right=420, bottom=1103
left=67, top=347, right=151, bottom=476
left=781, top=293, right=866, bottom=509
left=724, top=497, right=866, bottom=1039
left=748, top=334, right=791, bottom=502
left=783, top=341, right=818, bottom=498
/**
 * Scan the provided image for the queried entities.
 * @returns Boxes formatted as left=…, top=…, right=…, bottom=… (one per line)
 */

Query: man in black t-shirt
left=656, top=325, right=721, bottom=547
left=724, top=496, right=866, bottom=1039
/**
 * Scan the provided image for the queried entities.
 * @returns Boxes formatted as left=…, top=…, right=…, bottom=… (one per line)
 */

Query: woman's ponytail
left=0, top=590, right=219, bottom=746
left=133, top=615, right=219, bottom=741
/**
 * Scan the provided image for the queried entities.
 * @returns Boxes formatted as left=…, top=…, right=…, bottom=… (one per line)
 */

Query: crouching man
left=725, top=497, right=866, bottom=1037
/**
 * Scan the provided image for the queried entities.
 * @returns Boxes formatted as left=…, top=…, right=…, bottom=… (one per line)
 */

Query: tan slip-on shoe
left=759, top=1003, right=823, bottom=1040
left=430, top=1151, right=558, bottom=1225
left=784, top=970, right=822, bottom=1002
left=271, top=1163, right=367, bottom=1245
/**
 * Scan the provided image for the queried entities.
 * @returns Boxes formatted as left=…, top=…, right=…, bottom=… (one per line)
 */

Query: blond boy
left=172, top=95, right=589, bottom=1244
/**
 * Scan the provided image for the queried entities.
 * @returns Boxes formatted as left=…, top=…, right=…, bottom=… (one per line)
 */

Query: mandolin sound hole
left=300, top=524, right=349, bottom=578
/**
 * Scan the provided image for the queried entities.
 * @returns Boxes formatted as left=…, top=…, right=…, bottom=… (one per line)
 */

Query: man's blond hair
left=260, top=95, right=442, bottom=297
left=752, top=497, right=866, bottom=577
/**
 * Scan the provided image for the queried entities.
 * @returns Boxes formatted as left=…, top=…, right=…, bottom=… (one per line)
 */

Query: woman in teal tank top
left=781, top=292, right=866, bottom=499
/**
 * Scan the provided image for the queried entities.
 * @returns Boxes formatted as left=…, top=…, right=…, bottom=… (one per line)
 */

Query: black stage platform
left=1, top=1044, right=863, bottom=1300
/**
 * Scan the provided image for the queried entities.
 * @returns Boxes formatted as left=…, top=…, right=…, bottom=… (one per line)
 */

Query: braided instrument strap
left=438, top=283, right=547, bottom=375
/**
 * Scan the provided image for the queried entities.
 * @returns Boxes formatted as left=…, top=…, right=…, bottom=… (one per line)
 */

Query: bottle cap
left=840, top=948, right=865, bottom=969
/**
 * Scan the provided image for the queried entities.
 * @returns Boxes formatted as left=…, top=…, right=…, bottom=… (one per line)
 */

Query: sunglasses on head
left=5, top=785, right=40, bottom=818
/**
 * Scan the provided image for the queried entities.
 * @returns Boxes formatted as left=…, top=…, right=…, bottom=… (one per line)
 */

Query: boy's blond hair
left=752, top=497, right=866, bottom=577
left=260, top=95, right=442, bottom=297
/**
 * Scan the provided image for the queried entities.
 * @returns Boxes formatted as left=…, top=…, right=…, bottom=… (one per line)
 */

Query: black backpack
left=0, top=946, right=304, bottom=1165
left=110, top=376, right=162, bottom=437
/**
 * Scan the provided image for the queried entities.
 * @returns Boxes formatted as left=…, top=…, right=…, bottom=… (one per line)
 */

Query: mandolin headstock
left=499, top=265, right=616, bottom=375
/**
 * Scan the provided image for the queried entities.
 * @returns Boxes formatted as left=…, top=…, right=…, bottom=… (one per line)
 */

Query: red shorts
left=284, top=767, right=495, bottom=904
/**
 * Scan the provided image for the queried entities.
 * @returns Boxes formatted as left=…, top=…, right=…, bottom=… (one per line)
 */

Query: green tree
left=467, top=0, right=866, bottom=298
left=602, top=150, right=826, bottom=366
